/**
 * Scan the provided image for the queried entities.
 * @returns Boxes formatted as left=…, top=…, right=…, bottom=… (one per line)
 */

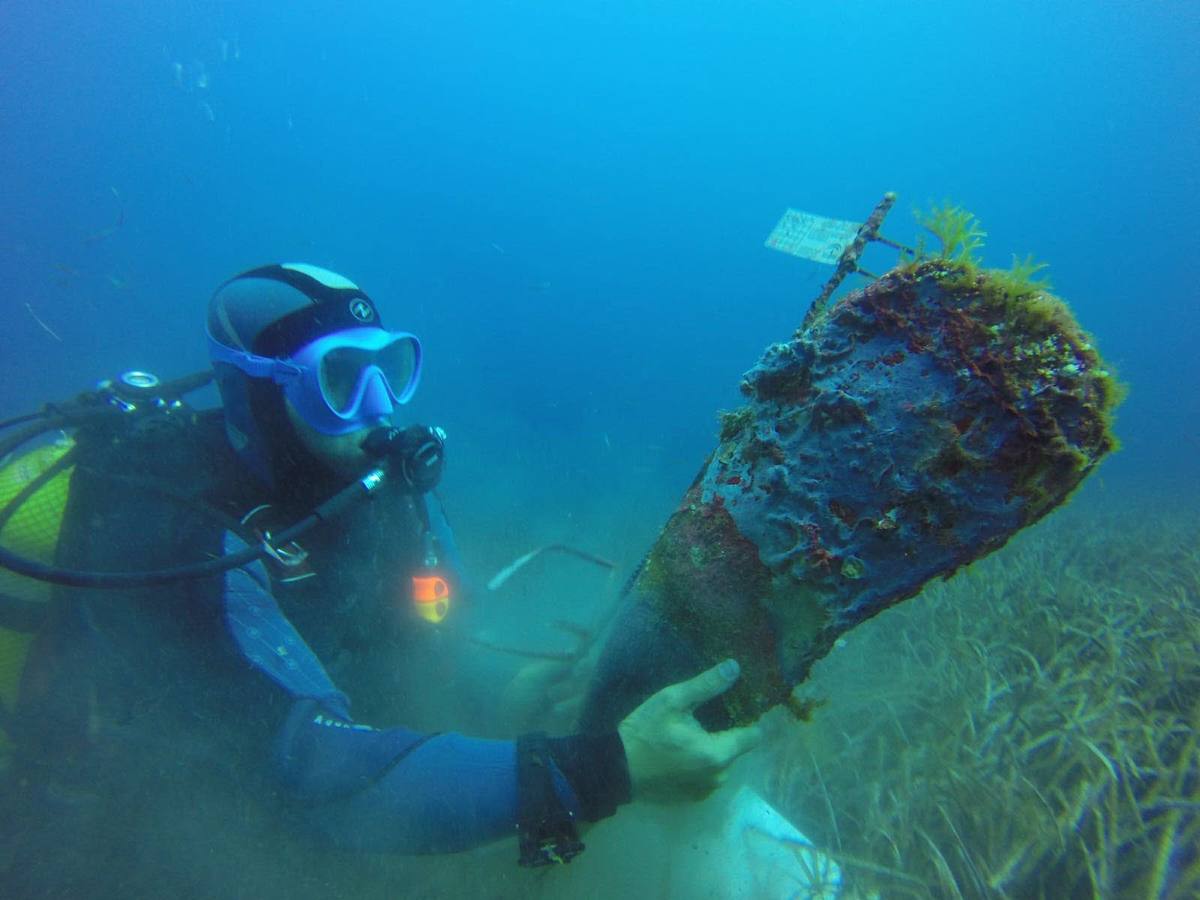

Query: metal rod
left=800, top=192, right=897, bottom=333
left=873, top=234, right=913, bottom=253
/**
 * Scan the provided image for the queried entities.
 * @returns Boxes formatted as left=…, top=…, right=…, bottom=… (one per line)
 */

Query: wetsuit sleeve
left=220, top=533, right=631, bottom=854
left=272, top=699, right=520, bottom=852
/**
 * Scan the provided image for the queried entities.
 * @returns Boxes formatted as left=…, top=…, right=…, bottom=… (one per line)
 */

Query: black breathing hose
left=0, top=464, right=388, bottom=589
left=0, top=370, right=443, bottom=591
left=0, top=371, right=392, bottom=589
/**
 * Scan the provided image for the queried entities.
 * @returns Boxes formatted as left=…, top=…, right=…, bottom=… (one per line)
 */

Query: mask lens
left=319, top=346, right=374, bottom=412
left=376, top=337, right=417, bottom=394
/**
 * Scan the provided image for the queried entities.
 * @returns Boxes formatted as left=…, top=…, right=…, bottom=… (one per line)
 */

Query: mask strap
left=208, top=334, right=302, bottom=384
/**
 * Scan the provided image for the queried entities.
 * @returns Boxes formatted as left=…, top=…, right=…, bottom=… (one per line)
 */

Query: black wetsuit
left=0, top=406, right=629, bottom=899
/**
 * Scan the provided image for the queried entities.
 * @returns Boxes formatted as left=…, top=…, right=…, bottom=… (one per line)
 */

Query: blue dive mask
left=208, top=326, right=422, bottom=435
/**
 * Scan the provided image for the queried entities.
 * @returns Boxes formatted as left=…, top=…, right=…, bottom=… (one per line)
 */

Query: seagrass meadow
left=764, top=494, right=1199, bottom=899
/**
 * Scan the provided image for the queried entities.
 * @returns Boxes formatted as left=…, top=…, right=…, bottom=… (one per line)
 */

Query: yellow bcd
left=0, top=440, right=74, bottom=754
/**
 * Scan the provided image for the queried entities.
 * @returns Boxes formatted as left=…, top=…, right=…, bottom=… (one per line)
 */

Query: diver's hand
left=501, top=658, right=583, bottom=732
left=493, top=620, right=597, bottom=733
left=617, top=659, right=762, bottom=803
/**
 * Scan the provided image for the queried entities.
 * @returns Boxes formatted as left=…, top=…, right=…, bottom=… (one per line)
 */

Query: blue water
left=2, top=0, right=1197, bottom=893
left=4, top=0, right=1196, bottom=510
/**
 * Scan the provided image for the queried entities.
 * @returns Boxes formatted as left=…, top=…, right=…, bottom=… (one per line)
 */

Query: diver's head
left=206, top=263, right=422, bottom=487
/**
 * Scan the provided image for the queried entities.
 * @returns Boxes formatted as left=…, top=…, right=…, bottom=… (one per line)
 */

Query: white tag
left=765, top=209, right=861, bottom=264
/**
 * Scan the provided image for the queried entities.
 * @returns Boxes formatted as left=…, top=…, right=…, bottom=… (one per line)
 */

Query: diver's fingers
left=709, top=723, right=763, bottom=766
left=547, top=679, right=576, bottom=703
left=664, top=659, right=742, bottom=712
left=552, top=695, right=583, bottom=719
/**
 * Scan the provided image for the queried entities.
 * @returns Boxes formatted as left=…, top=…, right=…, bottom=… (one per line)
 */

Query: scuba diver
left=0, top=263, right=760, bottom=897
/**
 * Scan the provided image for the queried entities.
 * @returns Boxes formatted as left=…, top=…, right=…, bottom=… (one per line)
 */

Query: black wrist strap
left=544, top=731, right=631, bottom=821
left=516, top=732, right=585, bottom=867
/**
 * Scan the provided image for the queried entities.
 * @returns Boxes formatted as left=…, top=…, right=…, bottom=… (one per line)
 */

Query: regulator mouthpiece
left=361, top=424, right=446, bottom=492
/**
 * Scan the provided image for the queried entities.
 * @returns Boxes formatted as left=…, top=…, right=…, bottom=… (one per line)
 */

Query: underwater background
left=1, top=1, right=1197, bottom=897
